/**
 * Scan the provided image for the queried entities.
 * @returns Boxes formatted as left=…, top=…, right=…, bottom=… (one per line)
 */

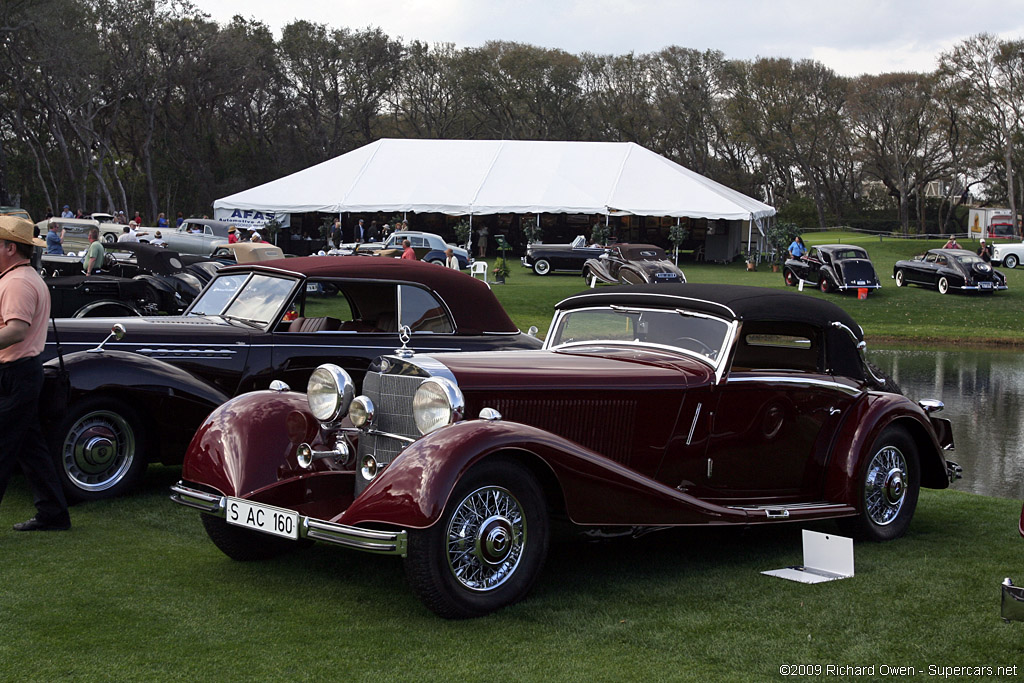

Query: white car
left=990, top=242, right=1024, bottom=269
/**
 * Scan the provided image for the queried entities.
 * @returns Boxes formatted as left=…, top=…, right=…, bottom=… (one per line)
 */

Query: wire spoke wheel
left=864, top=445, right=908, bottom=526
left=446, top=486, right=526, bottom=592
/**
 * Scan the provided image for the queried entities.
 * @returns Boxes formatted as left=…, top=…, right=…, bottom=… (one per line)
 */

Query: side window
left=731, top=323, right=821, bottom=372
left=925, top=254, right=937, bottom=263
left=411, top=236, right=428, bottom=248
left=205, top=226, right=214, bottom=236
left=399, top=285, right=453, bottom=333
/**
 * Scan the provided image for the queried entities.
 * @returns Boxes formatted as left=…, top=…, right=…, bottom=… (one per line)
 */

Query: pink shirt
left=0, top=262, right=50, bottom=362
left=401, top=247, right=416, bottom=260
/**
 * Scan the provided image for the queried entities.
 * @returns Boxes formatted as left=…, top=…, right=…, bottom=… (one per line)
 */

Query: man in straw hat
left=0, top=217, right=71, bottom=531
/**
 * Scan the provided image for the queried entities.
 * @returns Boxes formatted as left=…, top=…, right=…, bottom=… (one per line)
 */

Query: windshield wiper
left=219, top=314, right=264, bottom=329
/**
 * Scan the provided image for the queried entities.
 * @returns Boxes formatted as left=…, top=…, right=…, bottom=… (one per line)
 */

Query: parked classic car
left=35, top=217, right=121, bottom=251
left=582, top=243, right=685, bottom=286
left=990, top=242, right=1024, bottom=269
left=41, top=243, right=211, bottom=317
left=172, top=283, right=958, bottom=618
left=356, top=231, right=471, bottom=268
left=522, top=235, right=608, bottom=275
left=893, top=248, right=1007, bottom=294
left=41, top=256, right=541, bottom=502
left=783, top=244, right=881, bottom=293
left=158, top=218, right=236, bottom=255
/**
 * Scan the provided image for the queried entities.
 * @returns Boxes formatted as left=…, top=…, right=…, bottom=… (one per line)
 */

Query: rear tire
left=894, top=269, right=906, bottom=287
left=819, top=275, right=832, bottom=293
left=937, top=276, right=950, bottom=295
left=1005, top=254, right=1018, bottom=269
left=837, top=426, right=919, bottom=541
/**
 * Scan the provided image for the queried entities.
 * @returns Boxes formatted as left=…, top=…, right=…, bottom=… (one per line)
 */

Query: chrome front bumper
left=170, top=482, right=407, bottom=557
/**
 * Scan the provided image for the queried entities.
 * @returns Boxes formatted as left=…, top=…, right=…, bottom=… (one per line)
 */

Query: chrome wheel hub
left=865, top=446, right=907, bottom=526
left=447, top=486, right=526, bottom=591
left=63, top=411, right=135, bottom=492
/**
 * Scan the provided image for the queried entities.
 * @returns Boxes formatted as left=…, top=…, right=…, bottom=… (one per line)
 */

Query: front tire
left=837, top=426, right=919, bottom=541
left=532, top=259, right=551, bottom=276
left=783, top=268, right=797, bottom=286
left=200, top=514, right=308, bottom=561
left=404, top=458, right=549, bottom=619
left=54, top=397, right=148, bottom=501
left=937, top=276, right=950, bottom=294
left=1004, top=254, right=1018, bottom=269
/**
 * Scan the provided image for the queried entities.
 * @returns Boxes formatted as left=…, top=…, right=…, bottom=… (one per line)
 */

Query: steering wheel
left=674, top=336, right=717, bottom=359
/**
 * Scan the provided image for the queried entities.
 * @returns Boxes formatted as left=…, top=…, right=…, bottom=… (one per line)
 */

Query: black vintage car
left=522, top=235, right=609, bottom=275
left=582, top=243, right=685, bottom=286
left=41, top=256, right=542, bottom=502
left=783, top=244, right=881, bottom=293
left=42, top=243, right=214, bottom=317
left=893, top=249, right=1008, bottom=294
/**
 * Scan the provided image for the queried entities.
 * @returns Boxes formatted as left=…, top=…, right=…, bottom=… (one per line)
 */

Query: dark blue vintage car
left=893, top=249, right=1007, bottom=294
left=522, top=235, right=609, bottom=275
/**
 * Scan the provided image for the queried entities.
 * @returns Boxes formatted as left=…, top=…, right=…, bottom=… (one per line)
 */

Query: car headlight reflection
left=306, top=364, right=355, bottom=424
left=413, top=377, right=465, bottom=435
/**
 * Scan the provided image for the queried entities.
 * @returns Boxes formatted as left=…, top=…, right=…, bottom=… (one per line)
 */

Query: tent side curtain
left=213, top=139, right=776, bottom=221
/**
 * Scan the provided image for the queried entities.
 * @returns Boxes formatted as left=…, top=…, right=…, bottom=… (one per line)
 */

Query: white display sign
left=214, top=208, right=291, bottom=229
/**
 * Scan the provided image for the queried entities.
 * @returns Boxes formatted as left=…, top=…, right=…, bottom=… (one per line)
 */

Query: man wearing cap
left=977, top=238, right=992, bottom=263
left=227, top=225, right=239, bottom=244
left=60, top=205, right=73, bottom=218
left=0, top=217, right=71, bottom=531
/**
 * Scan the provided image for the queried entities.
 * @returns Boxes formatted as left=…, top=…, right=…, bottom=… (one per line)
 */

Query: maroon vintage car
left=172, top=284, right=959, bottom=618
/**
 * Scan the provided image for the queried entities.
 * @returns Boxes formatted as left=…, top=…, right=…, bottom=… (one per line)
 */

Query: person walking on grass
left=0, top=217, right=71, bottom=532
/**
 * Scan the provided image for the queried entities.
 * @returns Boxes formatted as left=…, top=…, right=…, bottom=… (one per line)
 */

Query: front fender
left=45, top=349, right=231, bottom=463
left=339, top=420, right=750, bottom=530
left=182, top=390, right=320, bottom=497
left=583, top=258, right=617, bottom=283
left=823, top=392, right=950, bottom=505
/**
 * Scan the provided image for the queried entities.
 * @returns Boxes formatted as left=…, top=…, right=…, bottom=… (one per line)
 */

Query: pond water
left=867, top=347, right=1024, bottom=500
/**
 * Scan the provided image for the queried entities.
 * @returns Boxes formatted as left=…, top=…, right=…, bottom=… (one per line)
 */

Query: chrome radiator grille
left=359, top=370, right=422, bottom=470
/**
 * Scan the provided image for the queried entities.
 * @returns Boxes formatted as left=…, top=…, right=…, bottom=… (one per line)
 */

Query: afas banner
left=214, top=208, right=291, bottom=229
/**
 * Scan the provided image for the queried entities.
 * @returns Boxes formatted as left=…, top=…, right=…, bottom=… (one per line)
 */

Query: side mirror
left=90, top=323, right=127, bottom=353
left=527, top=326, right=538, bottom=338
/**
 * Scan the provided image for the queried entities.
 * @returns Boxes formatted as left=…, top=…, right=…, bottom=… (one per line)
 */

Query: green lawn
left=491, top=232, right=1024, bottom=345
left=0, top=471, right=1021, bottom=681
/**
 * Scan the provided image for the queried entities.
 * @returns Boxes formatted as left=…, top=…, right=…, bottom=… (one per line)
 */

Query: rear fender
left=181, top=390, right=320, bottom=497
left=823, top=392, right=950, bottom=505
left=339, top=419, right=750, bottom=530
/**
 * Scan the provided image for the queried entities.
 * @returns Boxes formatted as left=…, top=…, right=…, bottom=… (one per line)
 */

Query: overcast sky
left=195, top=0, right=1024, bottom=77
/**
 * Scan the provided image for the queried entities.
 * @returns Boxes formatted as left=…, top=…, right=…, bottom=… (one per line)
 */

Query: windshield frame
left=543, top=304, right=738, bottom=380
left=185, top=270, right=300, bottom=329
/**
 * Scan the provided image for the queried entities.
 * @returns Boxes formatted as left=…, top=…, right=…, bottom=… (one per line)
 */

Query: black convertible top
left=556, top=283, right=863, bottom=339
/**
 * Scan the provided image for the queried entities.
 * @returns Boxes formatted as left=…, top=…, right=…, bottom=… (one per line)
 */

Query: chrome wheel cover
left=446, top=485, right=526, bottom=592
left=62, top=410, right=136, bottom=492
left=864, top=445, right=908, bottom=526
left=534, top=260, right=550, bottom=275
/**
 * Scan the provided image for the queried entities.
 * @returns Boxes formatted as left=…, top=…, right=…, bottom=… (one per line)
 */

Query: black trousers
left=0, top=355, right=70, bottom=524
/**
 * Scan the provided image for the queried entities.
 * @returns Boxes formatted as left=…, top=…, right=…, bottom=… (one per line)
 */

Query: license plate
left=306, top=283, right=320, bottom=293
left=226, top=498, right=300, bottom=540
left=981, top=281, right=993, bottom=289
left=655, top=272, right=677, bottom=279
left=856, top=280, right=867, bottom=285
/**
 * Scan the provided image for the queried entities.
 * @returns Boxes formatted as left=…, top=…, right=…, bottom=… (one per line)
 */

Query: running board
left=727, top=502, right=856, bottom=522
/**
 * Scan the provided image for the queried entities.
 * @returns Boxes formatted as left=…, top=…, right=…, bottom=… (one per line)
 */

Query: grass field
left=491, top=232, right=1024, bottom=345
left=2, top=231, right=1023, bottom=680
left=0, top=471, right=1021, bottom=681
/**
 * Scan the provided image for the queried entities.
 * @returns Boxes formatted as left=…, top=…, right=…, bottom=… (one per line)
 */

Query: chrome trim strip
left=362, top=428, right=416, bottom=444
left=725, top=375, right=863, bottom=396
left=169, top=483, right=407, bottom=557
left=554, top=290, right=738, bottom=318
left=728, top=502, right=852, bottom=511
left=686, top=403, right=702, bottom=445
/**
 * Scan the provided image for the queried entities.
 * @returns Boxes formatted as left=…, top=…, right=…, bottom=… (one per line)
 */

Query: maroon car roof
left=221, top=255, right=519, bottom=334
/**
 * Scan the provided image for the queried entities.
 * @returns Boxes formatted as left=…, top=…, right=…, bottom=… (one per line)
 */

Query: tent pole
left=675, top=217, right=680, bottom=266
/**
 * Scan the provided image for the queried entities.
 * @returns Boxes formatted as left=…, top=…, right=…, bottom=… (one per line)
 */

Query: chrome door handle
left=829, top=407, right=841, bottom=416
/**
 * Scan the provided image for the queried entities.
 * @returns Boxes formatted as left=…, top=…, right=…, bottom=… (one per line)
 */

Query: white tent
left=214, top=139, right=775, bottom=222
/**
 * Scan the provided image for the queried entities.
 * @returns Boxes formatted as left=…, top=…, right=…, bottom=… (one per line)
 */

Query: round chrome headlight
left=349, top=396, right=375, bottom=428
left=306, top=364, right=355, bottom=423
left=413, top=377, right=465, bottom=435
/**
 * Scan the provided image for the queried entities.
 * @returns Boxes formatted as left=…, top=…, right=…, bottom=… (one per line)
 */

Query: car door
left=694, top=326, right=859, bottom=502
left=271, top=279, right=462, bottom=391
